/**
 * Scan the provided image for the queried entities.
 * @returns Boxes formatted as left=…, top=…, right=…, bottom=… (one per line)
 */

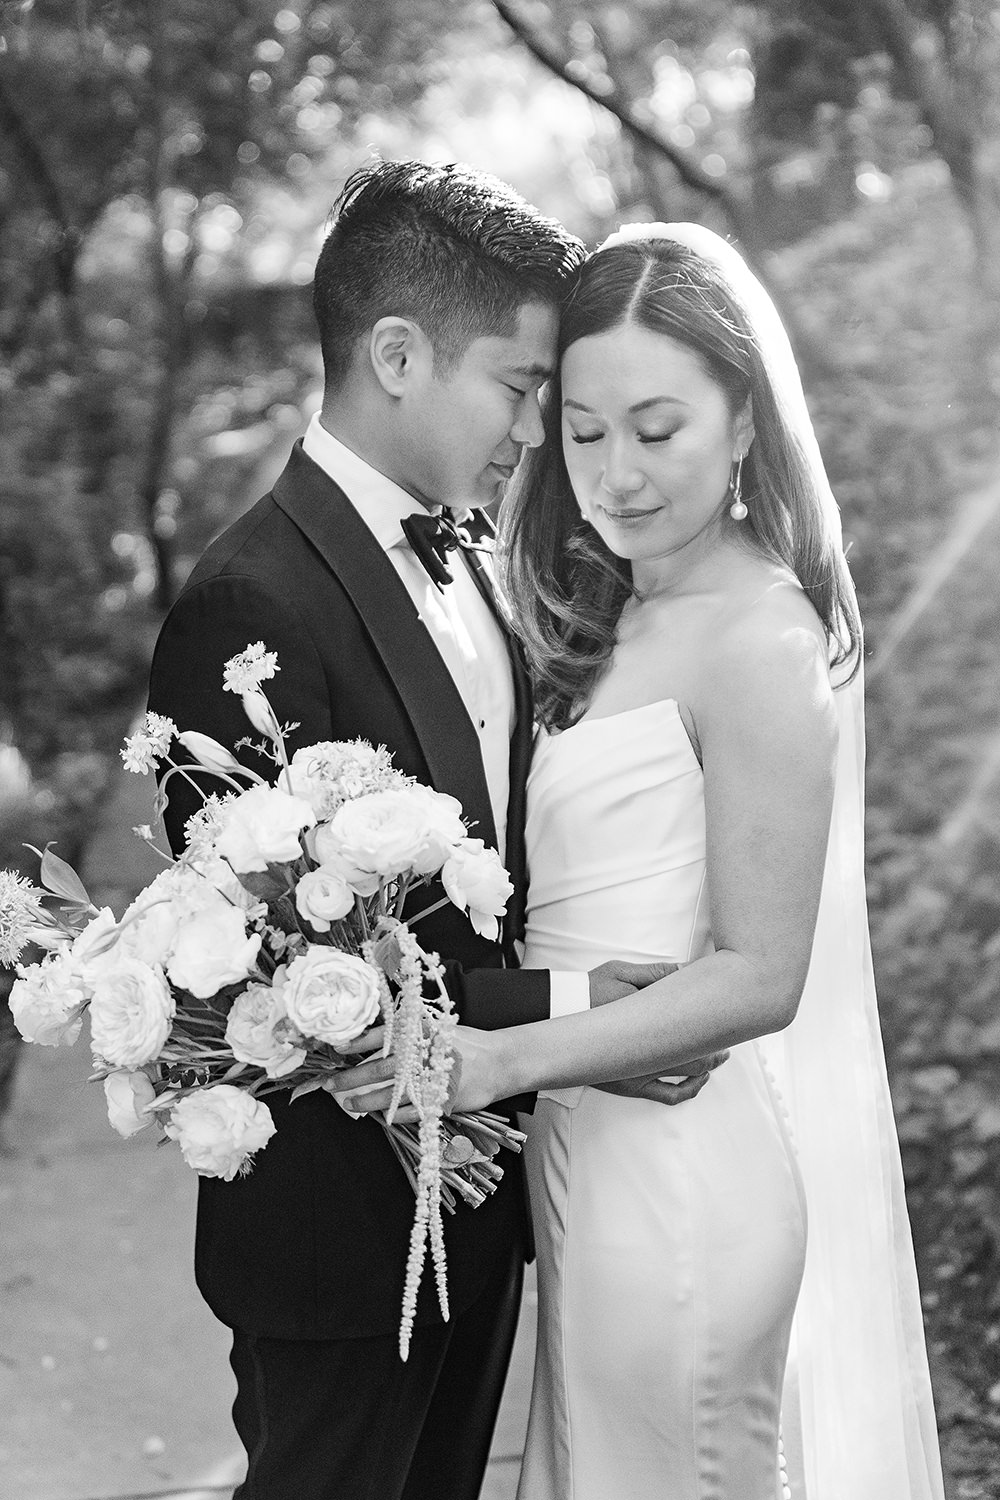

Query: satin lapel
left=271, top=444, right=499, bottom=852
left=457, top=516, right=533, bottom=951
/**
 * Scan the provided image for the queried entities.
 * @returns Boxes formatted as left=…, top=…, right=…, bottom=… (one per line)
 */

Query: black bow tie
left=400, top=510, right=492, bottom=591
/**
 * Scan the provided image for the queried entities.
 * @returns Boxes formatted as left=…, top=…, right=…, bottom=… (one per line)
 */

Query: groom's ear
left=369, top=317, right=429, bottom=397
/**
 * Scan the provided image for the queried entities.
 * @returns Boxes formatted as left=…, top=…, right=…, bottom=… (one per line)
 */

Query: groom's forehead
left=473, top=300, right=558, bottom=373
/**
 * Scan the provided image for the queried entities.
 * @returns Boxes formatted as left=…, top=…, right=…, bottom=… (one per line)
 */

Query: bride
left=340, top=225, right=945, bottom=1498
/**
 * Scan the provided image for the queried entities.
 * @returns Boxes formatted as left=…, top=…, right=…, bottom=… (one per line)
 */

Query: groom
left=148, top=159, right=677, bottom=1500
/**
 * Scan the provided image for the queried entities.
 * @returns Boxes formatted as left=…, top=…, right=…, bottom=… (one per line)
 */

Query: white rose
left=164, top=1085, right=276, bottom=1180
left=225, top=983, right=307, bottom=1078
left=441, top=838, right=514, bottom=942
left=9, top=954, right=86, bottom=1046
left=308, top=826, right=380, bottom=895
left=279, top=946, right=382, bottom=1046
left=294, top=866, right=355, bottom=931
left=104, top=1070, right=157, bottom=1137
left=324, top=786, right=466, bottom=881
left=166, top=904, right=262, bottom=1000
left=400, top=784, right=470, bottom=874
left=214, top=784, right=316, bottom=873
left=89, top=957, right=175, bottom=1068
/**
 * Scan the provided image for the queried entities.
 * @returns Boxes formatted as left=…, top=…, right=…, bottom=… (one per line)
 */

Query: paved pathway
left=0, top=753, right=534, bottom=1499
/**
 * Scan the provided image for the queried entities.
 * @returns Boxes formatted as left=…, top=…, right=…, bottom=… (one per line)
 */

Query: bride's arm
left=335, top=608, right=838, bottom=1113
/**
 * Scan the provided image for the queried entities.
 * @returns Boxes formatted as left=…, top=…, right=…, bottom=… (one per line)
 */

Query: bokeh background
left=2, top=0, right=1000, bottom=1494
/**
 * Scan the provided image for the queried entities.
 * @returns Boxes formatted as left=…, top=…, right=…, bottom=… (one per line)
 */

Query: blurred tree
left=490, top=0, right=1000, bottom=280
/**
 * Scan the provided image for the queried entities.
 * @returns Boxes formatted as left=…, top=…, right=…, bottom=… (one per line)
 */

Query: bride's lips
left=600, top=504, right=662, bottom=525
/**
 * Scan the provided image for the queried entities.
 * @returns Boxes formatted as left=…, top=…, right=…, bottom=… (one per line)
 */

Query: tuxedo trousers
left=229, top=1248, right=524, bottom=1500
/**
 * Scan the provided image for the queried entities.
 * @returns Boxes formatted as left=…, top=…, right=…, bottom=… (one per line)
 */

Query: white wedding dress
left=518, top=684, right=945, bottom=1499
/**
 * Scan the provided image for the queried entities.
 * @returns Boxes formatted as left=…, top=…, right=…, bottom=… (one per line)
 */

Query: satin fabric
left=518, top=680, right=944, bottom=1497
left=519, top=700, right=807, bottom=1499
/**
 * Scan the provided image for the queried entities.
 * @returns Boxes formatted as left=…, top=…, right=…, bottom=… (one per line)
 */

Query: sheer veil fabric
left=603, top=223, right=945, bottom=1498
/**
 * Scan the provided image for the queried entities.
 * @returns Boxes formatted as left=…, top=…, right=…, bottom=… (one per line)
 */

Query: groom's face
left=406, top=299, right=557, bottom=511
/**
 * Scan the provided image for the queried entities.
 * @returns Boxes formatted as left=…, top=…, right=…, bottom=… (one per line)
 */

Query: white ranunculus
left=104, top=1070, right=157, bottom=1137
left=214, top=784, right=316, bottom=873
left=441, top=838, right=514, bottom=942
left=294, top=866, right=355, bottom=931
left=278, top=946, right=382, bottom=1046
left=324, top=785, right=466, bottom=882
left=164, top=1085, right=276, bottom=1180
left=89, top=957, right=175, bottom=1068
left=9, top=954, right=87, bottom=1046
left=224, top=983, right=307, bottom=1078
left=166, top=904, right=262, bottom=1000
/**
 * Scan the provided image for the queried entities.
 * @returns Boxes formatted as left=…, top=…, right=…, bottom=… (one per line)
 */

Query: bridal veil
left=602, top=221, right=945, bottom=1499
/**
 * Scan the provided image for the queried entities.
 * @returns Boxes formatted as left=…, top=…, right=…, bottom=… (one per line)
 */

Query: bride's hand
left=325, top=1025, right=510, bottom=1118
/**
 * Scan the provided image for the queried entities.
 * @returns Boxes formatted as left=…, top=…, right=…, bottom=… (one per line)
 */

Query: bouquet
left=2, top=641, right=524, bottom=1357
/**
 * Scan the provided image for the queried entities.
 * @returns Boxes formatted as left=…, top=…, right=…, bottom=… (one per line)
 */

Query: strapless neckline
left=561, top=696, right=680, bottom=731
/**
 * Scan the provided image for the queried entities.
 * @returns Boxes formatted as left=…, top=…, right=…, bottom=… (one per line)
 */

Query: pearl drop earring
left=728, top=455, right=747, bottom=521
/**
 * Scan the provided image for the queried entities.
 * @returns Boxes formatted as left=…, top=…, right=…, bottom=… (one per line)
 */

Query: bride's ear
left=734, top=397, right=755, bottom=457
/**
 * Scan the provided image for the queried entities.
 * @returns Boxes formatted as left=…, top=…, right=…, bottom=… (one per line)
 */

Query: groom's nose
left=510, top=392, right=546, bottom=450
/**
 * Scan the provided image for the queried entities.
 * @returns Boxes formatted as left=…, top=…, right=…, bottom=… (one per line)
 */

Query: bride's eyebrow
left=562, top=396, right=689, bottom=413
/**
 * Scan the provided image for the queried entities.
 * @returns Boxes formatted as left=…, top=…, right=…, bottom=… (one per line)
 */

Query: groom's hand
left=594, top=1051, right=730, bottom=1107
left=588, top=959, right=676, bottom=1008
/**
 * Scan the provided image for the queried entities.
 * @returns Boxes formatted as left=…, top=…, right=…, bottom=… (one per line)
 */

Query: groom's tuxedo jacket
left=148, top=441, right=550, bottom=1341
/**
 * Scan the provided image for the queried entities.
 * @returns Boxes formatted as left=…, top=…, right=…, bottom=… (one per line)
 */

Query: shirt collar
left=301, top=414, right=472, bottom=551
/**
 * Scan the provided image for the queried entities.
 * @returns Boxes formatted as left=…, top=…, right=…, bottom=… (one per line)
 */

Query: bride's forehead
left=561, top=324, right=720, bottom=391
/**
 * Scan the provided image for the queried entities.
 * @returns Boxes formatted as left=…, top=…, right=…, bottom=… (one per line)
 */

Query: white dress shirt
left=300, top=416, right=586, bottom=1020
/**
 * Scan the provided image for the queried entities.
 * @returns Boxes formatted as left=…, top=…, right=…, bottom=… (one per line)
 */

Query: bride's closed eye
left=568, top=431, right=604, bottom=445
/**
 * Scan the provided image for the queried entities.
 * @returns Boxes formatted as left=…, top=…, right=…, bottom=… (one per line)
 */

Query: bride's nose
left=600, top=439, right=644, bottom=499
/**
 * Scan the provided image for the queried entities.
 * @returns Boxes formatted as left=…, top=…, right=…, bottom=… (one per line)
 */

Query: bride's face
left=560, top=320, right=751, bottom=569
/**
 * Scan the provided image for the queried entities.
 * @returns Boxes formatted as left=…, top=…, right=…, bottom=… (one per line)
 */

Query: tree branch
left=491, top=0, right=729, bottom=202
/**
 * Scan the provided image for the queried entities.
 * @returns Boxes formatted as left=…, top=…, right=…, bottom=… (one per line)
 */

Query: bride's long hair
left=499, top=237, right=862, bottom=730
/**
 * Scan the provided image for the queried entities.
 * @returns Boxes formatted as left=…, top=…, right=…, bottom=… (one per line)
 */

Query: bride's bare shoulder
left=693, top=558, right=833, bottom=726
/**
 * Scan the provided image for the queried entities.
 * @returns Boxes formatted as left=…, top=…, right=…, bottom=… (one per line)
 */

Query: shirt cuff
left=549, top=972, right=590, bottom=1019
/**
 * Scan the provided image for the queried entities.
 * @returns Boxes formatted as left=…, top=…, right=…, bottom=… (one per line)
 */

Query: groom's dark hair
left=313, top=158, right=584, bottom=388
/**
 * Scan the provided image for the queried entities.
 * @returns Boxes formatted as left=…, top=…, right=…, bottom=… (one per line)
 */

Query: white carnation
left=9, top=954, right=87, bottom=1046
